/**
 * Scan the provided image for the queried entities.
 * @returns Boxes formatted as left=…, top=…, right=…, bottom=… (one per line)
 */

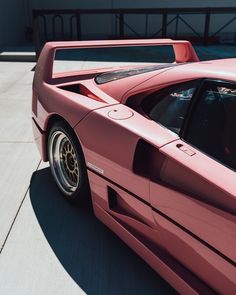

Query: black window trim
left=179, top=78, right=205, bottom=138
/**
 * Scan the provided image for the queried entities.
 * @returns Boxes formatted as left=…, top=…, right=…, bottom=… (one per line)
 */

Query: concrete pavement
left=0, top=59, right=176, bottom=295
left=0, top=62, right=40, bottom=250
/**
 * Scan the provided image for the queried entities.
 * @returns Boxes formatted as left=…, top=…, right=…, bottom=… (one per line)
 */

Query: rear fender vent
left=58, top=83, right=104, bottom=102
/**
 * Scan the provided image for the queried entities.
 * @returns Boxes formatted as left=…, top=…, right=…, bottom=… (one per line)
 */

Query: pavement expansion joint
left=0, top=160, right=41, bottom=254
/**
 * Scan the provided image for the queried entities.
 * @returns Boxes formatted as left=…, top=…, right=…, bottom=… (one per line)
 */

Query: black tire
left=47, top=120, right=90, bottom=206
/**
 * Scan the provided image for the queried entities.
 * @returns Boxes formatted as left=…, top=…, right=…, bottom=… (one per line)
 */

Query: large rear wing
left=36, top=39, right=199, bottom=83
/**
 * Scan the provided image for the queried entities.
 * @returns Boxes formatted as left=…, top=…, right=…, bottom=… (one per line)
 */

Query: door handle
left=176, top=144, right=196, bottom=156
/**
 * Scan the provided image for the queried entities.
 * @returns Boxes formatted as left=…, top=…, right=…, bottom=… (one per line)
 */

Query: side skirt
left=93, top=202, right=215, bottom=295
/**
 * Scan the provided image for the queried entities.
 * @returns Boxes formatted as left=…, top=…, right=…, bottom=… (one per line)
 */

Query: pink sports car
left=32, top=39, right=236, bottom=294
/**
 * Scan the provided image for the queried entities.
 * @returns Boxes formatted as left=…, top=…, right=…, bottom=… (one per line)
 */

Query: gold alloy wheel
left=49, top=131, right=80, bottom=195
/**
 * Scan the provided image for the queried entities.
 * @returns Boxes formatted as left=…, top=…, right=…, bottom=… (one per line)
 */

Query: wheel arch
left=44, top=114, right=84, bottom=162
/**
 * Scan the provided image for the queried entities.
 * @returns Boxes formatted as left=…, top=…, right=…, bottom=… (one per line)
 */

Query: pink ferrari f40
left=32, top=39, right=236, bottom=294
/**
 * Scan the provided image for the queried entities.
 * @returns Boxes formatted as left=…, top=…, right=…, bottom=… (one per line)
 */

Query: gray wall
left=0, top=1, right=25, bottom=46
left=2, top=0, right=236, bottom=46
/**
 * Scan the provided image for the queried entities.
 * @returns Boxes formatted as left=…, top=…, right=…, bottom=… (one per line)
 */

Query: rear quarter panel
left=74, top=104, right=178, bottom=202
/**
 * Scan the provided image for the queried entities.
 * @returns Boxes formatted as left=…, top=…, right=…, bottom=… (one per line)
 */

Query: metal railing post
left=175, top=14, right=179, bottom=37
left=119, top=13, right=124, bottom=38
left=204, top=11, right=211, bottom=45
left=145, top=14, right=149, bottom=37
left=33, top=10, right=41, bottom=60
left=76, top=10, right=81, bottom=40
left=162, top=11, right=167, bottom=38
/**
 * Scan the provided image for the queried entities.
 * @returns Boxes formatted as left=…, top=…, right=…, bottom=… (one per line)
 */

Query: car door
left=149, top=80, right=236, bottom=294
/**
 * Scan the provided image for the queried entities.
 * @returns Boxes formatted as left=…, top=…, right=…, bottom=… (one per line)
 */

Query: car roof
left=97, top=58, right=236, bottom=102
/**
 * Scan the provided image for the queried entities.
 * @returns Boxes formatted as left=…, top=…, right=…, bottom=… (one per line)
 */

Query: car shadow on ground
left=29, top=167, right=177, bottom=295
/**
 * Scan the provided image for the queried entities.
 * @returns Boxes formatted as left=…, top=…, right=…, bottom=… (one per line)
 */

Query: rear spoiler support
left=36, top=39, right=199, bottom=83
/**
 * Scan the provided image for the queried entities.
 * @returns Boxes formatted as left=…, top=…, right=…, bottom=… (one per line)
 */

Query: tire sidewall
left=48, top=121, right=89, bottom=204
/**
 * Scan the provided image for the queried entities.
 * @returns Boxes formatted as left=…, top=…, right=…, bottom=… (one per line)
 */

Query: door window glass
left=185, top=83, right=236, bottom=170
left=142, top=81, right=198, bottom=134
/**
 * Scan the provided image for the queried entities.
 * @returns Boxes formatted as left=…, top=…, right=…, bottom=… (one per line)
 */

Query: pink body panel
left=76, top=105, right=236, bottom=294
left=74, top=104, right=178, bottom=203
left=32, top=39, right=236, bottom=294
left=151, top=140, right=236, bottom=293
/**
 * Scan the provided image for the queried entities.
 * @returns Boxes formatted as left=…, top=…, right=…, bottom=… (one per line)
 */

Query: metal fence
left=33, top=7, right=236, bottom=59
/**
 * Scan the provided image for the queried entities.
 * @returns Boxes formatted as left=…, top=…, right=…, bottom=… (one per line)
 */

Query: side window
left=142, top=81, right=198, bottom=134
left=185, top=83, right=236, bottom=171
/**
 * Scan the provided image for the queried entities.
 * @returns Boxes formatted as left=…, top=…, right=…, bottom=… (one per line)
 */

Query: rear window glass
left=53, top=45, right=175, bottom=75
